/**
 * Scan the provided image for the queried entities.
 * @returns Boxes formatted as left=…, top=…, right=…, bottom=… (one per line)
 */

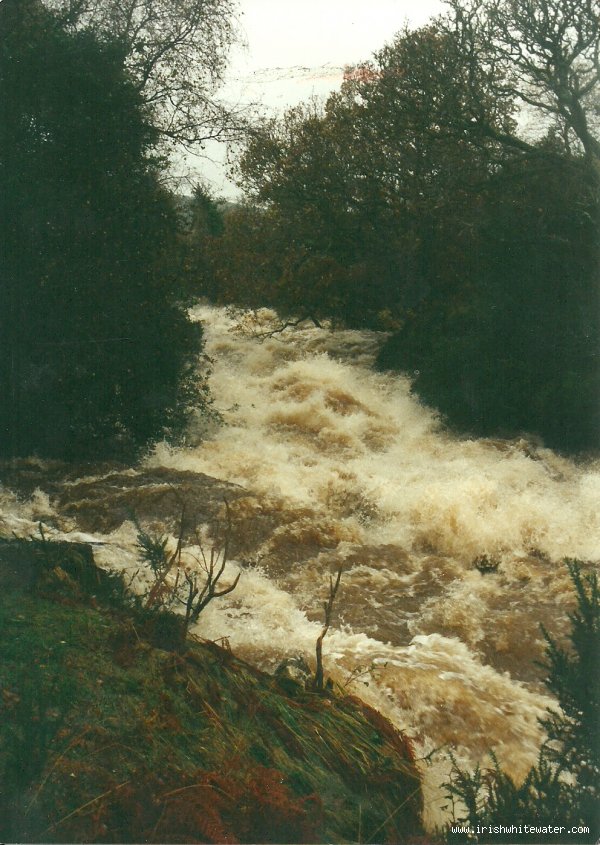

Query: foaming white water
left=194, top=564, right=551, bottom=831
left=152, top=305, right=600, bottom=563
left=144, top=305, right=599, bottom=824
left=3, top=304, right=598, bottom=830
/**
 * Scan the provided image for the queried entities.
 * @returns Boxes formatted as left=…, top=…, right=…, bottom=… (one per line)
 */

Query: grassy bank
left=0, top=537, right=423, bottom=843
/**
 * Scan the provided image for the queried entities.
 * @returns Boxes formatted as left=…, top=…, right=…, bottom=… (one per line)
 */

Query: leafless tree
left=312, top=567, right=343, bottom=693
left=137, top=500, right=240, bottom=645
left=44, top=0, right=247, bottom=153
left=444, top=0, right=600, bottom=169
left=179, top=500, right=240, bottom=638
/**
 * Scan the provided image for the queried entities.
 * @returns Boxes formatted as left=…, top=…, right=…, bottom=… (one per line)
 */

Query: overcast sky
left=189, top=0, right=445, bottom=196
left=231, top=0, right=444, bottom=71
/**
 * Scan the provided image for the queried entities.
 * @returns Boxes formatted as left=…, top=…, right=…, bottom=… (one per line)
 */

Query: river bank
left=1, top=306, right=599, bottom=830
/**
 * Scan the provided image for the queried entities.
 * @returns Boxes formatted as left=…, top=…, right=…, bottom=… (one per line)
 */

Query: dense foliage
left=198, top=0, right=599, bottom=453
left=42, top=0, right=242, bottom=155
left=445, top=562, right=600, bottom=843
left=378, top=154, right=599, bottom=452
left=0, top=0, right=205, bottom=460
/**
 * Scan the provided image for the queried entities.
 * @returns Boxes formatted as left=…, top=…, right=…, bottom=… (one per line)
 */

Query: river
left=2, top=304, right=599, bottom=830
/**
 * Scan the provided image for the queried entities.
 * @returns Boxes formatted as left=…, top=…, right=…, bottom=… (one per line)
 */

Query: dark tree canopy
left=42, top=0, right=243, bottom=154
left=0, top=1, right=205, bottom=460
left=378, top=153, right=600, bottom=453
left=211, top=4, right=599, bottom=453
left=226, top=23, right=518, bottom=329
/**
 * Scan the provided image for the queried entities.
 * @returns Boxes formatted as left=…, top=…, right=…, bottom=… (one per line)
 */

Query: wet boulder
left=274, top=654, right=313, bottom=692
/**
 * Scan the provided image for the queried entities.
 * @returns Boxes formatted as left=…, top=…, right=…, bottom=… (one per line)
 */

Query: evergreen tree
left=0, top=1, right=205, bottom=460
left=378, top=153, right=599, bottom=453
left=540, top=562, right=600, bottom=831
left=446, top=562, right=600, bottom=844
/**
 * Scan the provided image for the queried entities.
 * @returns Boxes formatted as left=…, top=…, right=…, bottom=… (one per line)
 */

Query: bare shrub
left=136, top=500, right=240, bottom=648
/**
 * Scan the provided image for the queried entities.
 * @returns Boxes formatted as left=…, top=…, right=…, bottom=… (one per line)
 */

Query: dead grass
left=0, top=538, right=423, bottom=843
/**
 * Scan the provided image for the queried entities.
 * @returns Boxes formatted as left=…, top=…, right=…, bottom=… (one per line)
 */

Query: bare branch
left=444, top=0, right=600, bottom=167
left=43, top=0, right=247, bottom=153
left=185, top=498, right=239, bottom=628
left=312, top=567, right=343, bottom=693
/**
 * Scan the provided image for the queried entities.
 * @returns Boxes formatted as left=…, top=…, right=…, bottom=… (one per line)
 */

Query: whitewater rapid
left=2, top=304, right=599, bottom=829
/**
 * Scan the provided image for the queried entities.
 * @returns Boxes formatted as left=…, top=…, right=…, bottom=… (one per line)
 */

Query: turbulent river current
left=2, top=305, right=600, bottom=829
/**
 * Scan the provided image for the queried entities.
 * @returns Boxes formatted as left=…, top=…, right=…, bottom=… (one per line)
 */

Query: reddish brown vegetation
left=52, top=764, right=321, bottom=844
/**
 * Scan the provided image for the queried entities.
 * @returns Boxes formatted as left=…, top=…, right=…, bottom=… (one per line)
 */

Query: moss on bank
left=0, top=538, right=423, bottom=843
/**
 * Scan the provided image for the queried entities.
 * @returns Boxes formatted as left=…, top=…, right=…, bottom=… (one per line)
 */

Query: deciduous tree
left=443, top=0, right=600, bottom=170
left=43, top=0, right=243, bottom=154
left=228, top=7, right=599, bottom=452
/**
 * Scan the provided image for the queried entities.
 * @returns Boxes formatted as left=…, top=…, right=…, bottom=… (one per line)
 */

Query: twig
left=365, top=784, right=423, bottom=843
left=160, top=781, right=233, bottom=801
left=38, top=522, right=52, bottom=569
left=42, top=780, right=130, bottom=834
left=234, top=309, right=323, bottom=341
left=253, top=313, right=323, bottom=339
left=182, top=498, right=240, bottom=634
left=26, top=726, right=92, bottom=810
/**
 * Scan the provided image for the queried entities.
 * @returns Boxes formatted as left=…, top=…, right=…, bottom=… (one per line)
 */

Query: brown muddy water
left=2, top=305, right=599, bottom=830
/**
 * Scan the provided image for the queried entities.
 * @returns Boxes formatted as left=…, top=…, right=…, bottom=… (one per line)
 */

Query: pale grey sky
left=188, top=0, right=445, bottom=196
left=231, top=0, right=445, bottom=71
